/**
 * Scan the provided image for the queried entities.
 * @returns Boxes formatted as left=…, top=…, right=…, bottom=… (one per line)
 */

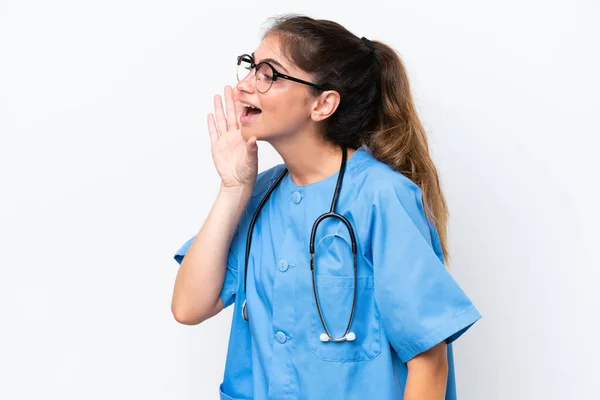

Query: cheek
left=262, top=92, right=309, bottom=128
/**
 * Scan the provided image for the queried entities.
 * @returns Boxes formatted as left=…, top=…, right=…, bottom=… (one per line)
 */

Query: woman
left=171, top=14, right=481, bottom=400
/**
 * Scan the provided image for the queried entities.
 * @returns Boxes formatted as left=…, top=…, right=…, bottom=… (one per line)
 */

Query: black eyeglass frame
left=237, top=53, right=328, bottom=93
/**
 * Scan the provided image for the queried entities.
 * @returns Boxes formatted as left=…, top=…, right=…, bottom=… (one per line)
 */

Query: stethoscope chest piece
left=320, top=332, right=356, bottom=342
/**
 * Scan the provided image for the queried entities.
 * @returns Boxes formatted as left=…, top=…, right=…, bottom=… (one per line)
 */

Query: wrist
left=218, top=182, right=255, bottom=198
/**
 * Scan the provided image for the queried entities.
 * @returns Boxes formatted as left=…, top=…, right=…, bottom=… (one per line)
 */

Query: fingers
left=214, top=94, right=228, bottom=135
left=224, top=85, right=238, bottom=131
left=232, top=86, right=243, bottom=128
left=207, top=113, right=218, bottom=144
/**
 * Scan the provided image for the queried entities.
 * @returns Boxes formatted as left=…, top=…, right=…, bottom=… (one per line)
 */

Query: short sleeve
left=371, top=185, right=482, bottom=363
left=172, top=227, right=241, bottom=309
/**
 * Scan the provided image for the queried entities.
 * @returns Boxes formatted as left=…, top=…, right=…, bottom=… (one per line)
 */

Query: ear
left=310, top=90, right=341, bottom=122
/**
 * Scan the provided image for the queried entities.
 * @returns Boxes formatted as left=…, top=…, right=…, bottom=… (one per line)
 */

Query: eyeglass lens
left=237, top=57, right=274, bottom=93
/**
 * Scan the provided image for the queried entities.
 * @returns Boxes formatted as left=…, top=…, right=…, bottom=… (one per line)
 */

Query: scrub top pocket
left=308, top=232, right=382, bottom=362
left=308, top=274, right=382, bottom=362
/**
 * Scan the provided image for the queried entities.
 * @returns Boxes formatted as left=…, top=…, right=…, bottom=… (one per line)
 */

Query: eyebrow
left=251, top=52, right=289, bottom=73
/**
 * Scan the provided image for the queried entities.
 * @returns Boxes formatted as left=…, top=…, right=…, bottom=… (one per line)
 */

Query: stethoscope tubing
left=242, top=147, right=358, bottom=343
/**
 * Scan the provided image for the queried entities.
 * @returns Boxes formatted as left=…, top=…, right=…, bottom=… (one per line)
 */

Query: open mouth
left=241, top=102, right=262, bottom=123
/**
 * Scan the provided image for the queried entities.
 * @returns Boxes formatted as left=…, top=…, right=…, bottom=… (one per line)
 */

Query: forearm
left=404, top=341, right=449, bottom=400
left=171, top=184, right=253, bottom=324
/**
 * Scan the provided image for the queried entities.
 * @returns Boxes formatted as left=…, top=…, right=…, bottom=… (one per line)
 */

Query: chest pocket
left=308, top=226, right=382, bottom=362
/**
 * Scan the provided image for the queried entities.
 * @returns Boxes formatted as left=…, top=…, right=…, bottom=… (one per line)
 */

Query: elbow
left=170, top=302, right=209, bottom=326
left=171, top=309, right=203, bottom=325
left=171, top=297, right=221, bottom=325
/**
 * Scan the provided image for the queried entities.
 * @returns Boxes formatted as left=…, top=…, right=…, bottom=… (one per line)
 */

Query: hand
left=207, top=85, right=258, bottom=189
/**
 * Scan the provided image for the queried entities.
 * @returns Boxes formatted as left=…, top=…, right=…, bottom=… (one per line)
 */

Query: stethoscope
left=241, top=147, right=358, bottom=343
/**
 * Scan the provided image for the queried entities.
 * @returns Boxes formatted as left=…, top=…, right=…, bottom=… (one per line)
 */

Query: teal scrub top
left=174, top=146, right=481, bottom=400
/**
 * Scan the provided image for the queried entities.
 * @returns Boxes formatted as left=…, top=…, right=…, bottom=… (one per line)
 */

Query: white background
left=1, top=0, right=598, bottom=399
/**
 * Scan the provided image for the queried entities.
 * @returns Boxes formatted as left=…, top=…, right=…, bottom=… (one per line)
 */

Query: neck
left=268, top=131, right=355, bottom=186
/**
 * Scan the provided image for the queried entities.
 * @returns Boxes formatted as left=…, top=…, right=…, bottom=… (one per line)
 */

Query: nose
left=236, top=70, right=256, bottom=94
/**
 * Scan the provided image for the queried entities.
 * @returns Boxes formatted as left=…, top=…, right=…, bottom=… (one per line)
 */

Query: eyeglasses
left=236, top=53, right=327, bottom=93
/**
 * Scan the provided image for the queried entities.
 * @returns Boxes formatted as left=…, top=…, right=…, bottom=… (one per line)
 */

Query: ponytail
left=368, top=42, right=451, bottom=264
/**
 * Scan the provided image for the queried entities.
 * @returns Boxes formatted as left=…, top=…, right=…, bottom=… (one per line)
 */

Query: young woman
left=171, top=14, right=481, bottom=400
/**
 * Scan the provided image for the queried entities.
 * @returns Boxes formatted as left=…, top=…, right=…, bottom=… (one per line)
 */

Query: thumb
left=244, top=137, right=258, bottom=171
left=245, top=136, right=258, bottom=154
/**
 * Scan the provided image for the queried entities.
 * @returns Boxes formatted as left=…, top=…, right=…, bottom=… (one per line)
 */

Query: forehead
left=252, top=35, right=293, bottom=72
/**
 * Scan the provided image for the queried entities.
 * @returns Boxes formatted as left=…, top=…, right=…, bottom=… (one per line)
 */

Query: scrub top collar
left=281, top=146, right=369, bottom=192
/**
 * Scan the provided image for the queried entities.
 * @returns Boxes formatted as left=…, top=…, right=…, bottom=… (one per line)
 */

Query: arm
left=404, top=341, right=449, bottom=400
left=171, top=185, right=252, bottom=325
left=171, top=85, right=258, bottom=325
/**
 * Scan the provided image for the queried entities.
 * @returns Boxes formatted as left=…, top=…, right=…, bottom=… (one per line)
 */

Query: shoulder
left=348, top=148, right=435, bottom=245
left=348, top=148, right=424, bottom=214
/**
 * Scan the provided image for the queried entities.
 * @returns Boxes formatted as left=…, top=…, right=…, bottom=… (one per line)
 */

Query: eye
left=259, top=72, right=274, bottom=81
left=256, top=64, right=274, bottom=81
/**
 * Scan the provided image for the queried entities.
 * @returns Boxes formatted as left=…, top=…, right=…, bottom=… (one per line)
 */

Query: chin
left=241, top=126, right=276, bottom=142
left=240, top=126, right=259, bottom=141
